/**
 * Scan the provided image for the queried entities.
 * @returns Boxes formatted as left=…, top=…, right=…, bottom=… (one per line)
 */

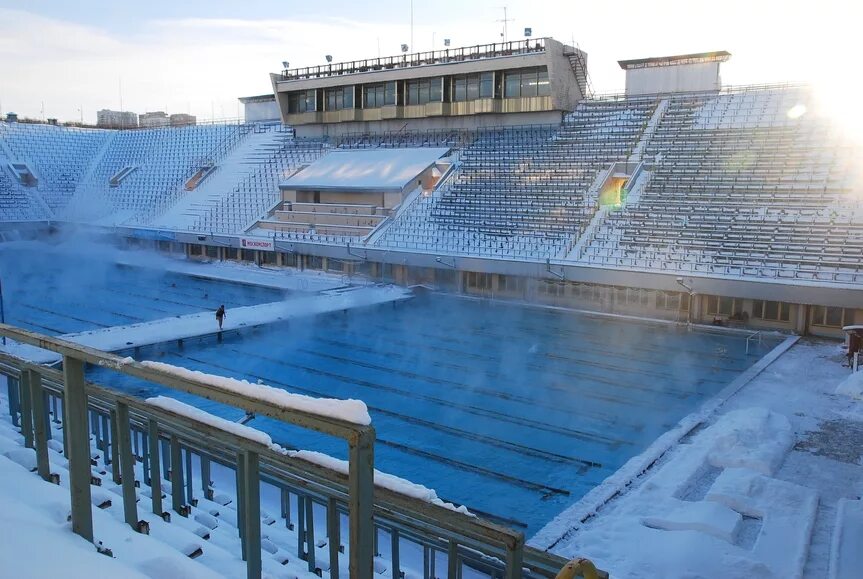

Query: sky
left=1, top=0, right=861, bottom=124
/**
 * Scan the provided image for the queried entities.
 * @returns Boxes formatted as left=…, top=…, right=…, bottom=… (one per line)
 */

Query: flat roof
left=282, top=148, right=450, bottom=192
left=277, top=39, right=549, bottom=81
left=238, top=94, right=276, bottom=103
left=618, top=51, right=731, bottom=69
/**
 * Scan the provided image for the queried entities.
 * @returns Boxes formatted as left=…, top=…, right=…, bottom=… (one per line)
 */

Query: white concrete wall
left=626, top=62, right=721, bottom=95
left=243, top=99, right=281, bottom=122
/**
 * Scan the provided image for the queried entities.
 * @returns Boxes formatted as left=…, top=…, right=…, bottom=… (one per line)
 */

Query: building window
left=451, top=73, right=493, bottom=102
left=288, top=90, right=317, bottom=114
left=657, top=291, right=689, bottom=311
left=503, top=67, right=550, bottom=98
left=224, top=247, right=238, bottom=260
left=466, top=271, right=493, bottom=290
left=811, top=306, right=853, bottom=328
left=480, top=72, right=494, bottom=98
left=499, top=274, right=525, bottom=294
left=205, top=245, right=218, bottom=259
left=281, top=252, right=296, bottom=267
left=306, top=255, right=323, bottom=270
left=706, top=296, right=742, bottom=317
left=363, top=82, right=396, bottom=108
left=626, top=288, right=650, bottom=307
left=753, top=300, right=791, bottom=322
left=324, top=86, right=354, bottom=111
left=406, top=77, right=442, bottom=105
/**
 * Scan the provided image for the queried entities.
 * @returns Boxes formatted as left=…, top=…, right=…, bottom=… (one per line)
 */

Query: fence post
left=170, top=435, right=185, bottom=515
left=116, top=401, right=139, bottom=530
left=327, top=497, right=340, bottom=579
left=26, top=370, right=51, bottom=481
left=110, top=409, right=121, bottom=484
left=148, top=420, right=163, bottom=516
left=19, top=371, right=34, bottom=448
left=348, top=427, right=375, bottom=579
left=63, top=356, right=94, bottom=542
left=504, top=533, right=525, bottom=579
left=241, top=450, right=262, bottom=579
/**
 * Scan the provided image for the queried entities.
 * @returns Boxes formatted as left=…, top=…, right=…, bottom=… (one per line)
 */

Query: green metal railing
left=0, top=322, right=582, bottom=578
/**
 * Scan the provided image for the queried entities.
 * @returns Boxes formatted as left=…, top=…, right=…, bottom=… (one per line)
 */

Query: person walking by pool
left=216, top=305, right=226, bottom=330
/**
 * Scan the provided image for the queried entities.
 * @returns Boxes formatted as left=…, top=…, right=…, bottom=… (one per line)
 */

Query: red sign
left=239, top=237, right=275, bottom=251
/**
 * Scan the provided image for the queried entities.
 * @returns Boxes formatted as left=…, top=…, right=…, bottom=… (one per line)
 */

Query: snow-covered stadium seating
left=1, top=84, right=862, bottom=284
left=374, top=99, right=655, bottom=259
left=583, top=87, right=863, bottom=283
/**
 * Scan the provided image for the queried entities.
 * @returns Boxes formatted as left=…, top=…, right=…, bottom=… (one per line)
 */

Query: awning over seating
left=281, top=147, right=450, bottom=193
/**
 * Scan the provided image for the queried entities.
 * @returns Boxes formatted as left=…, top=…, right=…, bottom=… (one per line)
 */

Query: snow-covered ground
left=533, top=339, right=863, bottom=578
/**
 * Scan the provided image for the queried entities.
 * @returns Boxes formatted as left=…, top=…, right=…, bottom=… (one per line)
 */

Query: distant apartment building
left=97, top=109, right=138, bottom=129
left=169, top=113, right=197, bottom=126
left=139, top=111, right=169, bottom=128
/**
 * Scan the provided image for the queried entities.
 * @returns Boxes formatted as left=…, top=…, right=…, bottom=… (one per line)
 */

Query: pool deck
left=1, top=285, right=411, bottom=364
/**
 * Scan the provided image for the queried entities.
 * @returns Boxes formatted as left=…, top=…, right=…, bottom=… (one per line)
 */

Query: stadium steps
left=0, top=389, right=341, bottom=578
left=629, top=98, right=669, bottom=162
left=150, top=127, right=286, bottom=230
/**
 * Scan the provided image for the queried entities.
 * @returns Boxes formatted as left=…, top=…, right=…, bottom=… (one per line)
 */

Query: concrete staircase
left=151, top=127, right=286, bottom=230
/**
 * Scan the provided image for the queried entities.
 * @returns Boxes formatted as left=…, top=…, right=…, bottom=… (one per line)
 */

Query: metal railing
left=0, top=322, right=580, bottom=578
left=279, top=39, right=547, bottom=81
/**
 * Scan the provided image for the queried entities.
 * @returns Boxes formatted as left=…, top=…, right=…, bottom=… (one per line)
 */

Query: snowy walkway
left=532, top=339, right=863, bottom=579
left=2, top=285, right=411, bottom=364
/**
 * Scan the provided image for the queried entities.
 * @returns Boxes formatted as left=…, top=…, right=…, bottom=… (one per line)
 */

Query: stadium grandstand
left=1, top=35, right=862, bottom=579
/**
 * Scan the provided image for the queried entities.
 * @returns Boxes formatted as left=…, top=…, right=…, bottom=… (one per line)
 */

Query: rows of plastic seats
left=582, top=87, right=863, bottom=281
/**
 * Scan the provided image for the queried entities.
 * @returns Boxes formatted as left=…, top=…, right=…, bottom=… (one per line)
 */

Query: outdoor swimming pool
left=1, top=244, right=783, bottom=534
left=92, top=292, right=780, bottom=534
left=0, top=245, right=287, bottom=335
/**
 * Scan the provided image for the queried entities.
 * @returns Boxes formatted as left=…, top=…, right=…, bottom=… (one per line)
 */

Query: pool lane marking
left=170, top=343, right=628, bottom=448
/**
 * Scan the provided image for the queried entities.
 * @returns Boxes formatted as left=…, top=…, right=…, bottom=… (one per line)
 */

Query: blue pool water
left=2, top=246, right=781, bottom=534
left=0, top=247, right=287, bottom=335
left=92, top=293, right=779, bottom=534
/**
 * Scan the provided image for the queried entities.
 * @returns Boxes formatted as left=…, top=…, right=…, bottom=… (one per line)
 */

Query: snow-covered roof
left=281, top=147, right=450, bottom=193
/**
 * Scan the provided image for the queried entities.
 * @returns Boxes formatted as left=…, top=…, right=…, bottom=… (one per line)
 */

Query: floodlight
left=444, top=38, right=451, bottom=47
left=325, top=55, right=333, bottom=63
left=524, top=27, right=532, bottom=37
left=401, top=44, right=409, bottom=53
left=281, top=61, right=290, bottom=69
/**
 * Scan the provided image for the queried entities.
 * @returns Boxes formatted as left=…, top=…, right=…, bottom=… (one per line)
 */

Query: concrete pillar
left=795, top=304, right=809, bottom=335
left=691, top=293, right=703, bottom=323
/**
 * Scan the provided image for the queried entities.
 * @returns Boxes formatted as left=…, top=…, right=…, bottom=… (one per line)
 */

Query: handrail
left=0, top=323, right=375, bottom=578
left=745, top=330, right=763, bottom=355
left=0, top=324, right=571, bottom=578
left=279, top=38, right=547, bottom=81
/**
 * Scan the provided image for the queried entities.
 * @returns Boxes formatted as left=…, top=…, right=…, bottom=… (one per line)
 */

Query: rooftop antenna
left=119, top=76, right=123, bottom=111
left=410, top=0, right=414, bottom=56
left=497, top=6, right=514, bottom=43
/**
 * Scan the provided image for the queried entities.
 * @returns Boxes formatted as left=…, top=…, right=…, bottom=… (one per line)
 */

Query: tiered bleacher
left=67, top=124, right=248, bottom=225
left=2, top=85, right=862, bottom=285
left=193, top=126, right=327, bottom=234
left=0, top=122, right=110, bottom=214
left=374, top=99, right=656, bottom=259
left=582, top=87, right=863, bottom=283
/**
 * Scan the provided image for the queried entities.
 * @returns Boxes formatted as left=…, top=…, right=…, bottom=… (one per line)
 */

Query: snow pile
left=146, top=396, right=274, bottom=446
left=706, top=407, right=794, bottom=475
left=140, top=361, right=372, bottom=425
left=543, top=408, right=815, bottom=579
left=286, top=450, right=473, bottom=516
left=835, top=371, right=863, bottom=400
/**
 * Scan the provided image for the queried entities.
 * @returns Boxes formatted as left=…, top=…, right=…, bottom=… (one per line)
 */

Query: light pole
left=676, top=277, right=694, bottom=327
